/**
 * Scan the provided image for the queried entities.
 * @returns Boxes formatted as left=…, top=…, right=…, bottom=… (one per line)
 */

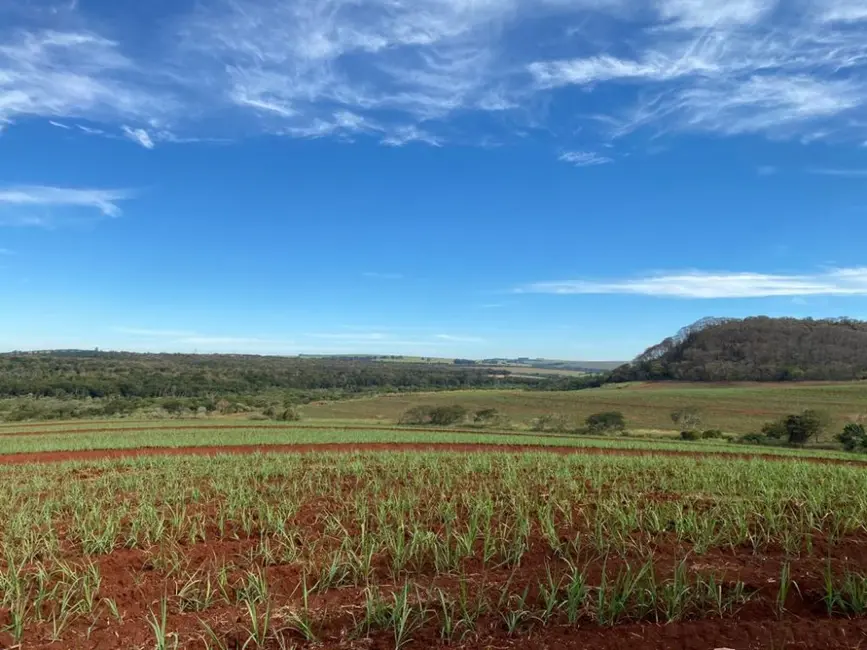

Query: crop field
left=0, top=424, right=866, bottom=649
left=1, top=449, right=867, bottom=649
left=0, top=421, right=862, bottom=462
left=301, top=382, right=867, bottom=434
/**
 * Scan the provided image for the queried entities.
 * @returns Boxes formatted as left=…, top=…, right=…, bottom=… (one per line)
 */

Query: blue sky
left=2, top=0, right=867, bottom=360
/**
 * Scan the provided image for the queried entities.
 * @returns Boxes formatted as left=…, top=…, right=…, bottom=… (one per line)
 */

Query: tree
left=428, top=405, right=468, bottom=426
left=783, top=410, right=828, bottom=445
left=671, top=407, right=702, bottom=433
left=801, top=409, right=831, bottom=442
left=531, top=413, right=573, bottom=433
left=585, top=411, right=626, bottom=433
left=837, top=423, right=867, bottom=451
left=761, top=419, right=788, bottom=439
left=399, top=406, right=433, bottom=425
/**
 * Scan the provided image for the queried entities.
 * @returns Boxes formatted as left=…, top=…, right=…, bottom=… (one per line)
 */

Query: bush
left=761, top=419, right=788, bottom=439
left=680, top=430, right=701, bottom=441
left=760, top=410, right=830, bottom=446
left=837, top=423, right=867, bottom=451
left=701, top=428, right=724, bottom=439
left=277, top=406, right=301, bottom=422
left=739, top=432, right=768, bottom=445
left=531, top=413, right=574, bottom=433
left=584, top=411, right=626, bottom=434
left=473, top=408, right=510, bottom=429
left=398, top=406, right=433, bottom=425
left=398, top=405, right=466, bottom=426
left=474, top=408, right=499, bottom=424
left=428, top=405, right=467, bottom=426
left=671, top=407, right=702, bottom=432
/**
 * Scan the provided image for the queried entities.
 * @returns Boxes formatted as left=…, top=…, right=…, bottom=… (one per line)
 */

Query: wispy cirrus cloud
left=559, top=151, right=613, bottom=166
left=0, top=186, right=134, bottom=226
left=122, top=126, right=155, bottom=149
left=2, top=0, right=867, bottom=153
left=519, top=267, right=867, bottom=299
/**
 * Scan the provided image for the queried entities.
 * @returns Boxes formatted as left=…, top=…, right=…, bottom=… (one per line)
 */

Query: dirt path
left=0, top=440, right=864, bottom=466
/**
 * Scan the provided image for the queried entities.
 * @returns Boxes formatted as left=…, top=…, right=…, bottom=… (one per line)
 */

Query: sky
left=2, top=0, right=867, bottom=360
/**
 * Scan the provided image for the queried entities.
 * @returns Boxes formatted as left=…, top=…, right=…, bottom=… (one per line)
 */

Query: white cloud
left=122, top=125, right=154, bottom=149
left=519, top=268, right=867, bottom=298
left=820, top=1, right=867, bottom=23
left=559, top=150, right=613, bottom=166
left=1, top=0, right=867, bottom=153
left=381, top=126, right=443, bottom=147
left=656, top=0, right=777, bottom=28
left=0, top=185, right=133, bottom=223
left=0, top=29, right=172, bottom=125
left=48, top=120, right=71, bottom=129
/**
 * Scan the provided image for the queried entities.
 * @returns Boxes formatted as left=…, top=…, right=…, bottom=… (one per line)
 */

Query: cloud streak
left=1, top=0, right=867, bottom=152
left=559, top=151, right=613, bottom=166
left=520, top=268, right=867, bottom=298
left=0, top=185, right=134, bottom=223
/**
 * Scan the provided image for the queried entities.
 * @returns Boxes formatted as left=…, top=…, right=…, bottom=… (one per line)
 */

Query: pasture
left=299, top=381, right=867, bottom=435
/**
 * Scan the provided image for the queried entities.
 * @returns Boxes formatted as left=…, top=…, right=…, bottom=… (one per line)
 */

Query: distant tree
left=837, top=423, right=867, bottom=452
left=680, top=430, right=701, bottom=441
left=701, top=429, right=724, bottom=439
left=399, top=406, right=434, bottom=425
left=761, top=419, right=789, bottom=439
left=782, top=410, right=828, bottom=445
left=612, top=316, right=867, bottom=382
left=428, top=405, right=468, bottom=426
left=531, top=413, right=573, bottom=433
left=801, top=409, right=831, bottom=442
left=671, top=407, right=702, bottom=433
left=584, top=411, right=626, bottom=434
left=277, top=406, right=301, bottom=422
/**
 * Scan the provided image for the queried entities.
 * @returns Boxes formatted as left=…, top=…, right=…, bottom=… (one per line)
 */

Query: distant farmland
left=302, top=381, right=867, bottom=435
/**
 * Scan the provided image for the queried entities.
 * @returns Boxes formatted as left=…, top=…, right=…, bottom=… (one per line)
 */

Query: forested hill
left=610, top=317, right=867, bottom=382
left=0, top=351, right=600, bottom=398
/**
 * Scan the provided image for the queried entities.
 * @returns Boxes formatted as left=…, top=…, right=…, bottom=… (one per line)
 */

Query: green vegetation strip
left=0, top=425, right=859, bottom=462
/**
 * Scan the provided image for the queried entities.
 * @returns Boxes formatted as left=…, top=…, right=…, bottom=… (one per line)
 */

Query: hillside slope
left=611, top=317, right=867, bottom=382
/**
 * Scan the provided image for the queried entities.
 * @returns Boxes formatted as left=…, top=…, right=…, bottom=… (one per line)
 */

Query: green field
left=301, top=382, right=867, bottom=435
left=1, top=447, right=866, bottom=648
left=0, top=423, right=860, bottom=461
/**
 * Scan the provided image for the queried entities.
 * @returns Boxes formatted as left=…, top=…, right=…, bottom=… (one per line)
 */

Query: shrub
left=399, top=405, right=466, bottom=426
left=531, top=413, right=574, bottom=433
left=680, top=430, right=701, bottom=441
left=739, top=432, right=768, bottom=445
left=473, top=408, right=510, bottom=428
left=760, top=410, right=830, bottom=446
left=671, top=407, right=702, bottom=432
left=838, top=423, right=867, bottom=452
left=761, top=419, right=788, bottom=439
left=474, top=408, right=499, bottom=424
left=584, top=411, right=626, bottom=434
left=277, top=406, right=301, bottom=422
left=428, top=405, right=468, bottom=426
left=701, top=428, right=724, bottom=439
left=399, top=406, right=433, bottom=425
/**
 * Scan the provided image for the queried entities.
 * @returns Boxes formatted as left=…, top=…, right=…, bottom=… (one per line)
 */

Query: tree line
left=0, top=351, right=604, bottom=400
left=610, top=317, right=867, bottom=382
